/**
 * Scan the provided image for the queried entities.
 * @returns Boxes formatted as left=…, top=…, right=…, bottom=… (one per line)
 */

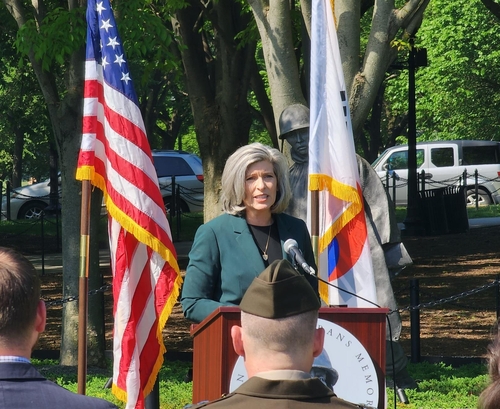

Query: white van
left=371, top=140, right=500, bottom=206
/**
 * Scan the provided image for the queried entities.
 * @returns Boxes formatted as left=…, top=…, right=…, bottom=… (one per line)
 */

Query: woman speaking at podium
left=181, top=143, right=318, bottom=323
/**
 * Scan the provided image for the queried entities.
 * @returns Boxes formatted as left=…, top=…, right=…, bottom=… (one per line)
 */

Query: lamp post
left=403, top=35, right=427, bottom=235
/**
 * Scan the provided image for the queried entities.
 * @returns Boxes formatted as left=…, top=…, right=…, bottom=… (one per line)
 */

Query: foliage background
left=384, top=0, right=500, bottom=148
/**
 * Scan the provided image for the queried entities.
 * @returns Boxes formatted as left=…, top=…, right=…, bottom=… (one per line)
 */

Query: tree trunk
left=87, top=188, right=106, bottom=366
left=345, top=0, right=430, bottom=136
left=358, top=80, right=385, bottom=162
left=58, top=48, right=106, bottom=367
left=48, top=142, right=59, bottom=210
left=3, top=0, right=106, bottom=366
left=482, top=0, right=500, bottom=19
left=172, top=0, right=256, bottom=222
left=57, top=113, right=106, bottom=367
left=250, top=60, right=278, bottom=148
left=249, top=0, right=430, bottom=157
left=248, top=0, right=307, bottom=130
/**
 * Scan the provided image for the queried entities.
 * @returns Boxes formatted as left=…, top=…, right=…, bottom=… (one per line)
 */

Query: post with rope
left=496, top=275, right=500, bottom=323
left=392, top=172, right=397, bottom=204
left=40, top=211, right=45, bottom=275
left=475, top=169, right=479, bottom=210
left=77, top=179, right=92, bottom=394
left=6, top=181, right=11, bottom=221
left=410, top=278, right=421, bottom=363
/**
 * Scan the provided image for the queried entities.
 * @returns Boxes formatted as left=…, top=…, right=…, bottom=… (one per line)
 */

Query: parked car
left=1, top=150, right=204, bottom=220
left=1, top=179, right=59, bottom=220
left=372, top=140, right=500, bottom=206
left=152, top=150, right=204, bottom=215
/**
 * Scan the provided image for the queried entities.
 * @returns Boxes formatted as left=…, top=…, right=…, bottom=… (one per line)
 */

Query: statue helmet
left=278, top=104, right=310, bottom=139
left=310, top=349, right=339, bottom=389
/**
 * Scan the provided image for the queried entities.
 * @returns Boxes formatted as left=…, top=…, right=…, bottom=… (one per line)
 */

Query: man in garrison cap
left=190, top=260, right=369, bottom=408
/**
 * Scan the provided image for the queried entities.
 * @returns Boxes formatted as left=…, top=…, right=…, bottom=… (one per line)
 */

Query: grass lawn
left=4, top=207, right=498, bottom=408
left=34, top=359, right=488, bottom=409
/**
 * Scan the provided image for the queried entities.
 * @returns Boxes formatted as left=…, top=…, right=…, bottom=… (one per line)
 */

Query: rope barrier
left=382, top=169, right=500, bottom=192
left=43, top=276, right=500, bottom=315
left=389, top=279, right=500, bottom=315
left=44, top=283, right=113, bottom=307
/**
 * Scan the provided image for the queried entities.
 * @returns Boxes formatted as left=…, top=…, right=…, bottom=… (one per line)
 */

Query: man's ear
left=312, top=327, right=325, bottom=358
left=35, top=300, right=46, bottom=333
left=231, top=325, right=245, bottom=357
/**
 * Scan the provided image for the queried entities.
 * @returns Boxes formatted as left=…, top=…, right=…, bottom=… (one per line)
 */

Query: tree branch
left=393, top=0, right=430, bottom=35
left=30, top=0, right=47, bottom=28
left=481, top=0, right=500, bottom=21
left=3, top=0, right=28, bottom=27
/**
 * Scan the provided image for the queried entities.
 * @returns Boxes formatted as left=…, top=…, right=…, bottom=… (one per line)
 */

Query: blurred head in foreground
left=0, top=247, right=45, bottom=357
left=478, top=324, right=500, bottom=409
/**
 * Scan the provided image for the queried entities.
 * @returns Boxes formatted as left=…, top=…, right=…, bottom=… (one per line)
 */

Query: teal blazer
left=181, top=212, right=318, bottom=323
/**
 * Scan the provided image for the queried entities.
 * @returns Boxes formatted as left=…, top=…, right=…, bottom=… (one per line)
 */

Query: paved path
left=27, top=241, right=193, bottom=275
left=468, top=217, right=500, bottom=228
left=398, top=216, right=500, bottom=232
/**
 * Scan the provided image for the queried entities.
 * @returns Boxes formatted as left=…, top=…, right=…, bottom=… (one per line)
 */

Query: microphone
left=284, top=239, right=316, bottom=276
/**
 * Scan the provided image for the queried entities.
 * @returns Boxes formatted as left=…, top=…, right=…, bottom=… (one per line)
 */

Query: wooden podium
left=190, top=306, right=388, bottom=409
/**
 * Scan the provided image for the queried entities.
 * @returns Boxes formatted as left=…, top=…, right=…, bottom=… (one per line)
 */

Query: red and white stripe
left=77, top=47, right=180, bottom=409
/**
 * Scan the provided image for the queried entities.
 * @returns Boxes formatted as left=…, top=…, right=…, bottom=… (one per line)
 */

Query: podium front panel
left=190, top=307, right=240, bottom=403
left=191, top=306, right=387, bottom=408
left=319, top=307, right=387, bottom=409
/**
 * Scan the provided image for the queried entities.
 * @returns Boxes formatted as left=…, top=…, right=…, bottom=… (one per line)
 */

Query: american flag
left=76, top=0, right=182, bottom=407
left=308, top=0, right=377, bottom=307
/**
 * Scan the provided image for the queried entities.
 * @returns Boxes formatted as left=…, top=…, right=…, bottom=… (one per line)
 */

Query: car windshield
left=371, top=149, right=390, bottom=168
left=153, top=156, right=196, bottom=178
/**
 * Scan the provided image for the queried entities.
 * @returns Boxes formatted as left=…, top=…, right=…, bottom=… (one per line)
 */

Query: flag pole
left=78, top=179, right=92, bottom=394
left=310, top=190, right=319, bottom=266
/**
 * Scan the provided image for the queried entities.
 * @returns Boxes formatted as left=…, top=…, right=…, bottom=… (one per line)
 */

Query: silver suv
left=1, top=150, right=204, bottom=219
left=372, top=140, right=500, bottom=206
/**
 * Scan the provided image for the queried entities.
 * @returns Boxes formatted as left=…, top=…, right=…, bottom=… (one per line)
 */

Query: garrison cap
left=239, top=259, right=320, bottom=319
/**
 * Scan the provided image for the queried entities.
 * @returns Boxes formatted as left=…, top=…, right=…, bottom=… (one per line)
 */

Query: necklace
left=260, top=224, right=272, bottom=261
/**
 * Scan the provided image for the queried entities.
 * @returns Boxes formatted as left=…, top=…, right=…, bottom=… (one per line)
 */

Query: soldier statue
left=278, top=104, right=417, bottom=391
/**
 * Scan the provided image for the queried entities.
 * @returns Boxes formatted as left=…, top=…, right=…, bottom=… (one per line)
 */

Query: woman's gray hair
left=221, top=143, right=292, bottom=215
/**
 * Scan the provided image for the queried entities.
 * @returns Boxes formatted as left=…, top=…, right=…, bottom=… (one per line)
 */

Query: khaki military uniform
left=190, top=373, right=370, bottom=409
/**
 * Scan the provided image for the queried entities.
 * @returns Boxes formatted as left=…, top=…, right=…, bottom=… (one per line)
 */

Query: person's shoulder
left=207, top=213, right=234, bottom=223
left=188, top=394, right=374, bottom=409
left=194, top=214, right=225, bottom=236
left=184, top=393, right=237, bottom=408
left=199, top=213, right=244, bottom=232
left=330, top=396, right=375, bottom=409
left=276, top=212, right=307, bottom=227
left=276, top=212, right=302, bottom=222
left=74, top=395, right=118, bottom=409
left=41, top=379, right=117, bottom=408
left=0, top=364, right=116, bottom=408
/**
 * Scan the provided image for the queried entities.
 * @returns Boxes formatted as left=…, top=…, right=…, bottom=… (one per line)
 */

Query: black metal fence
left=0, top=179, right=203, bottom=265
left=382, top=168, right=500, bottom=210
left=397, top=277, right=500, bottom=363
